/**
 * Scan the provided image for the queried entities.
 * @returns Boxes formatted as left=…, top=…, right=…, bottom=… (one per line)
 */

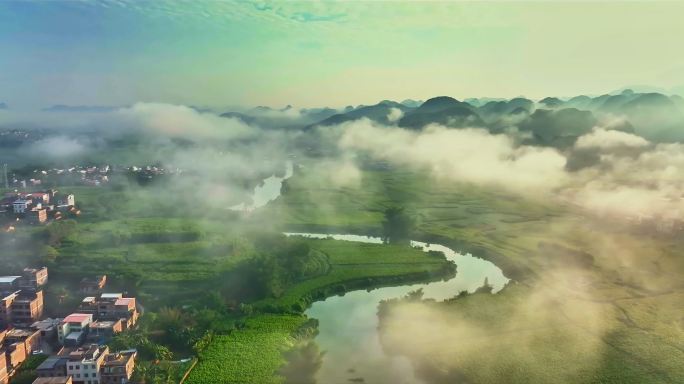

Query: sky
left=1, top=0, right=684, bottom=110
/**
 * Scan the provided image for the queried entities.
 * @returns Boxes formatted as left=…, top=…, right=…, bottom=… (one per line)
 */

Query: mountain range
left=217, top=89, right=681, bottom=145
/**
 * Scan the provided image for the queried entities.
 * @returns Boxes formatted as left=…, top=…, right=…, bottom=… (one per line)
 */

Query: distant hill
left=398, top=96, right=484, bottom=129
left=219, top=112, right=257, bottom=125
left=0, top=102, right=7, bottom=110
left=538, top=97, right=563, bottom=108
left=400, top=99, right=423, bottom=108
left=311, top=100, right=412, bottom=127
left=299, top=107, right=339, bottom=123
left=519, top=108, right=597, bottom=148
left=479, top=98, right=534, bottom=122
left=564, top=95, right=593, bottom=110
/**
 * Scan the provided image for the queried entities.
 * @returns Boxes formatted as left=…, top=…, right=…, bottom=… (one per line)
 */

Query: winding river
left=286, top=233, right=510, bottom=384
left=239, top=161, right=510, bottom=383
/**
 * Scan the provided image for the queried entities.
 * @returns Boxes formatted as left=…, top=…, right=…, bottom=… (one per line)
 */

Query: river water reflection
left=285, top=233, right=510, bottom=384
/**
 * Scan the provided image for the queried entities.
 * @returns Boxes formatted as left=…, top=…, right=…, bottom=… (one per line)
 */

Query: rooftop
left=91, top=320, right=120, bottom=329
left=103, top=350, right=137, bottom=366
left=36, top=357, right=68, bottom=371
left=0, top=276, right=21, bottom=283
left=63, top=313, right=92, bottom=323
left=115, top=297, right=135, bottom=307
left=6, top=328, right=38, bottom=338
left=61, top=344, right=107, bottom=362
left=32, top=318, right=61, bottom=330
left=101, top=293, right=123, bottom=299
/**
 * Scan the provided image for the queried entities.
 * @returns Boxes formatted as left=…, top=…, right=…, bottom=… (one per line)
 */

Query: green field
left=185, top=315, right=309, bottom=384
left=256, top=238, right=455, bottom=311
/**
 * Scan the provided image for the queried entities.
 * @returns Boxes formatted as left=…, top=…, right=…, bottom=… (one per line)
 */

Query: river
left=286, top=233, right=510, bottom=384
left=229, top=160, right=294, bottom=211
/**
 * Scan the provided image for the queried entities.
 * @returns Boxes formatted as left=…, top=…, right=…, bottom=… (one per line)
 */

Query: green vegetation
left=3, top=174, right=456, bottom=384
left=270, top=164, right=684, bottom=383
left=185, top=315, right=310, bottom=384
left=255, top=239, right=454, bottom=312
left=5, top=160, right=682, bottom=383
left=381, top=206, right=414, bottom=244
left=378, top=285, right=684, bottom=384
left=134, top=359, right=197, bottom=384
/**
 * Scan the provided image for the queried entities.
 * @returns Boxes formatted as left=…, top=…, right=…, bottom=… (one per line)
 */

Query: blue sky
left=1, top=1, right=684, bottom=110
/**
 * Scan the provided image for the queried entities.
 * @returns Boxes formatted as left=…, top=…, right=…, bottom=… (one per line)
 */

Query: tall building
left=61, top=344, right=109, bottom=384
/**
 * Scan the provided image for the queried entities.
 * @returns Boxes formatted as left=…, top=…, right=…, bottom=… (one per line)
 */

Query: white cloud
left=116, top=102, right=255, bottom=140
left=575, top=128, right=649, bottom=150
left=338, top=120, right=567, bottom=192
left=26, top=136, right=87, bottom=158
left=387, top=107, right=404, bottom=124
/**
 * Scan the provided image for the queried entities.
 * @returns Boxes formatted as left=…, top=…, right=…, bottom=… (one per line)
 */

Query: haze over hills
left=268, top=89, right=683, bottom=144
left=2, top=89, right=683, bottom=158
left=42, top=105, right=122, bottom=113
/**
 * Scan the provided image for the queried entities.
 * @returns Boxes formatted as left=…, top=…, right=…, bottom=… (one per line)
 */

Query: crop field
left=185, top=314, right=308, bottom=384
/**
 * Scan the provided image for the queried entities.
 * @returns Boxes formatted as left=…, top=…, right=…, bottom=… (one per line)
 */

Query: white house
left=64, top=344, right=109, bottom=384
left=58, top=313, right=93, bottom=344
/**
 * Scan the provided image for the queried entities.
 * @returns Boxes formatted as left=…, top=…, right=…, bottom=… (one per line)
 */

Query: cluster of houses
left=6, top=166, right=111, bottom=189
left=1, top=268, right=140, bottom=384
left=0, top=190, right=77, bottom=226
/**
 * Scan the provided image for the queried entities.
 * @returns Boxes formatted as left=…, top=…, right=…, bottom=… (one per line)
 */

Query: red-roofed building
left=58, top=314, right=93, bottom=345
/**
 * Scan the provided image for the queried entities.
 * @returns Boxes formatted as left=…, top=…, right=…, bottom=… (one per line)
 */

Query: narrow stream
left=286, top=233, right=510, bottom=384
left=230, top=160, right=294, bottom=211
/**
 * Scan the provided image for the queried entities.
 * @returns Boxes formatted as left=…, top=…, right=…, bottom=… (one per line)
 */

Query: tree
left=40, top=245, right=59, bottom=264
left=41, top=219, right=77, bottom=246
left=382, top=207, right=413, bottom=245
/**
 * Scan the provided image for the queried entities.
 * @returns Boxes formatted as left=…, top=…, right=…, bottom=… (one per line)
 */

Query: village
left=0, top=190, right=79, bottom=228
left=1, top=267, right=140, bottom=384
left=1, top=162, right=181, bottom=193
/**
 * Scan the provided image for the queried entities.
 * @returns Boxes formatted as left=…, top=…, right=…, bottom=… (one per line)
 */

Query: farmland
left=185, top=315, right=310, bottom=384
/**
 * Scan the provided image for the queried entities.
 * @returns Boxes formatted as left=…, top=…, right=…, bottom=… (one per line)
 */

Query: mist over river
left=286, top=233, right=510, bottom=384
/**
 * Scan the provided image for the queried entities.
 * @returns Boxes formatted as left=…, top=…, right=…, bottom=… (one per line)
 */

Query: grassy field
left=256, top=238, right=455, bottom=311
left=185, top=315, right=309, bottom=384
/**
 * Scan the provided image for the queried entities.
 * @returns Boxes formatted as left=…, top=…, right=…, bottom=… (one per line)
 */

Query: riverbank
left=185, top=235, right=457, bottom=383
